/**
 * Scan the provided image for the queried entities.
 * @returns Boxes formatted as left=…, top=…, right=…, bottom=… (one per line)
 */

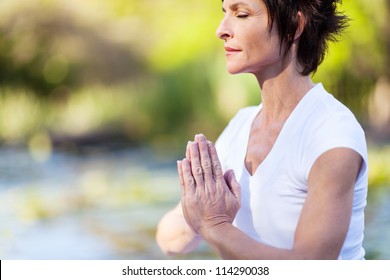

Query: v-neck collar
left=242, top=83, right=322, bottom=177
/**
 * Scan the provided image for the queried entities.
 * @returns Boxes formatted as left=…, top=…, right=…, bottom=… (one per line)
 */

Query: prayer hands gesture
left=177, top=134, right=241, bottom=236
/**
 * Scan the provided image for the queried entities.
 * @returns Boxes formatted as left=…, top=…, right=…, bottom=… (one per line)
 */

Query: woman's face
left=216, top=0, right=283, bottom=77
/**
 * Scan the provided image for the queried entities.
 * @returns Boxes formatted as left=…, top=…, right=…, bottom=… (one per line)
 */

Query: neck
left=254, top=63, right=314, bottom=123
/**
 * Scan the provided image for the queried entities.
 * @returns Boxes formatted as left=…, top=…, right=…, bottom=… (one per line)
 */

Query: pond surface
left=0, top=146, right=389, bottom=259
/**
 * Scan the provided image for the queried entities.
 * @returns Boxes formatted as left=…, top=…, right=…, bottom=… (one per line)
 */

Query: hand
left=177, top=134, right=241, bottom=236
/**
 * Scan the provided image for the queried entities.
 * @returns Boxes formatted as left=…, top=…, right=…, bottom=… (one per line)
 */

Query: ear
left=294, top=11, right=306, bottom=40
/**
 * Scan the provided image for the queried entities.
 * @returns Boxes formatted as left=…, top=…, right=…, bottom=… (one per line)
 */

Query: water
left=0, top=146, right=389, bottom=259
left=363, top=186, right=390, bottom=259
left=0, top=146, right=214, bottom=259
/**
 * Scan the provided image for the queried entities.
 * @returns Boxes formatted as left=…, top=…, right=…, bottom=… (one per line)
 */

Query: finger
left=180, top=198, right=194, bottom=232
left=195, top=133, right=206, bottom=142
left=181, top=158, right=196, bottom=193
left=197, top=136, right=213, bottom=182
left=189, top=141, right=205, bottom=187
left=225, top=170, right=241, bottom=204
left=177, top=160, right=185, bottom=195
left=185, top=141, right=191, bottom=161
left=179, top=161, right=191, bottom=227
left=179, top=158, right=196, bottom=232
left=207, top=140, right=223, bottom=180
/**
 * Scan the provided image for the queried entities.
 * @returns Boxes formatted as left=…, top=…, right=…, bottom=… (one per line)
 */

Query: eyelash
left=236, top=12, right=249, bottom=19
left=221, top=9, right=249, bottom=19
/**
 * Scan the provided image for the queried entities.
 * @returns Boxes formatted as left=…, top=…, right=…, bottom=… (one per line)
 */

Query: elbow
left=155, top=225, right=177, bottom=256
left=155, top=231, right=181, bottom=256
left=155, top=225, right=202, bottom=256
left=156, top=232, right=200, bottom=256
left=157, top=244, right=178, bottom=256
left=155, top=203, right=201, bottom=256
left=155, top=223, right=191, bottom=256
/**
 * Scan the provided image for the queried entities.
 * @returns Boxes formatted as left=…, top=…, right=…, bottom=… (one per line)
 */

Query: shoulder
left=306, top=85, right=365, bottom=145
left=300, top=84, right=367, bottom=180
left=297, top=84, right=365, bottom=142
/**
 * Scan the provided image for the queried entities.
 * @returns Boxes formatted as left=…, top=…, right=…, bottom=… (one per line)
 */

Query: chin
left=226, top=62, right=252, bottom=75
left=226, top=66, right=245, bottom=75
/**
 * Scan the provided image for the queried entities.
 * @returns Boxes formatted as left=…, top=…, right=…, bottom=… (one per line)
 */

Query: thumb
left=225, top=170, right=241, bottom=202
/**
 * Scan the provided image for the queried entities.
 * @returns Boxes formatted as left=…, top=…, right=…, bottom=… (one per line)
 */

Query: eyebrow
left=222, top=1, right=251, bottom=12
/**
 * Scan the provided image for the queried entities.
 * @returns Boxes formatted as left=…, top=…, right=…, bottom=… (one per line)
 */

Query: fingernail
left=195, top=133, right=205, bottom=140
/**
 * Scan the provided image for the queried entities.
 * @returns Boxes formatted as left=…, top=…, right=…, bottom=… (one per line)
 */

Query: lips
left=224, top=46, right=241, bottom=56
left=225, top=46, right=241, bottom=51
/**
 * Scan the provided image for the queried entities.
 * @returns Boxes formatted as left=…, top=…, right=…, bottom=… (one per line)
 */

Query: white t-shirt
left=215, top=83, right=368, bottom=260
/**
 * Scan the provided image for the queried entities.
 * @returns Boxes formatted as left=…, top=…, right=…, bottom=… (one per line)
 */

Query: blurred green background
left=0, top=0, right=389, bottom=259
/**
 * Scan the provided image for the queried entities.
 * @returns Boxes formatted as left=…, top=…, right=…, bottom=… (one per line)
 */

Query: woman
left=156, top=0, right=368, bottom=259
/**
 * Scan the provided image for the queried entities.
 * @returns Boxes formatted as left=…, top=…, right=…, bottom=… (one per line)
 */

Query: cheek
left=248, top=32, right=281, bottom=59
left=244, top=27, right=269, bottom=52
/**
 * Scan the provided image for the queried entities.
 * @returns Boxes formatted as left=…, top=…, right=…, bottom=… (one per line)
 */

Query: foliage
left=313, top=0, right=387, bottom=120
left=0, top=0, right=388, bottom=146
left=368, top=145, right=390, bottom=189
left=0, top=0, right=389, bottom=260
left=0, top=0, right=147, bottom=96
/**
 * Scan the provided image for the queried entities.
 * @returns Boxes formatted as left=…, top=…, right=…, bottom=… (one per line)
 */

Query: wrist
left=199, top=221, right=231, bottom=242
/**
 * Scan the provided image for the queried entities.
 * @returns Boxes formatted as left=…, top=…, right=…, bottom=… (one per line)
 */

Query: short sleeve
left=303, top=112, right=368, bottom=181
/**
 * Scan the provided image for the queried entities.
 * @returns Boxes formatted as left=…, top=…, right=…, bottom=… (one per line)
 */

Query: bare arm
left=156, top=141, right=204, bottom=255
left=180, top=134, right=362, bottom=259
left=156, top=202, right=202, bottom=255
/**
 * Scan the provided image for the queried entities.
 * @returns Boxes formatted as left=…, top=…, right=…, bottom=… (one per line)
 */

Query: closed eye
left=237, top=13, right=249, bottom=18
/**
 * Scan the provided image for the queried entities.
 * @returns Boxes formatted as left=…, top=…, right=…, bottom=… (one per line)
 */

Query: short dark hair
left=263, top=0, right=349, bottom=75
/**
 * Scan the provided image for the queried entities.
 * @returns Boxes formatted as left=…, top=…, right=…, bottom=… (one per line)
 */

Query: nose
left=216, top=17, right=233, bottom=41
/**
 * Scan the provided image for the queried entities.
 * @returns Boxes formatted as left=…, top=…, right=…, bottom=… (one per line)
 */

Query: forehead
left=222, top=0, right=264, bottom=7
left=221, top=0, right=266, bottom=14
left=222, top=0, right=263, bottom=3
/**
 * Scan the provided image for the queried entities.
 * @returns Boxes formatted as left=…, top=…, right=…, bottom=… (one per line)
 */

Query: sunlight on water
left=0, top=147, right=388, bottom=259
left=0, top=147, right=216, bottom=259
left=363, top=186, right=390, bottom=259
